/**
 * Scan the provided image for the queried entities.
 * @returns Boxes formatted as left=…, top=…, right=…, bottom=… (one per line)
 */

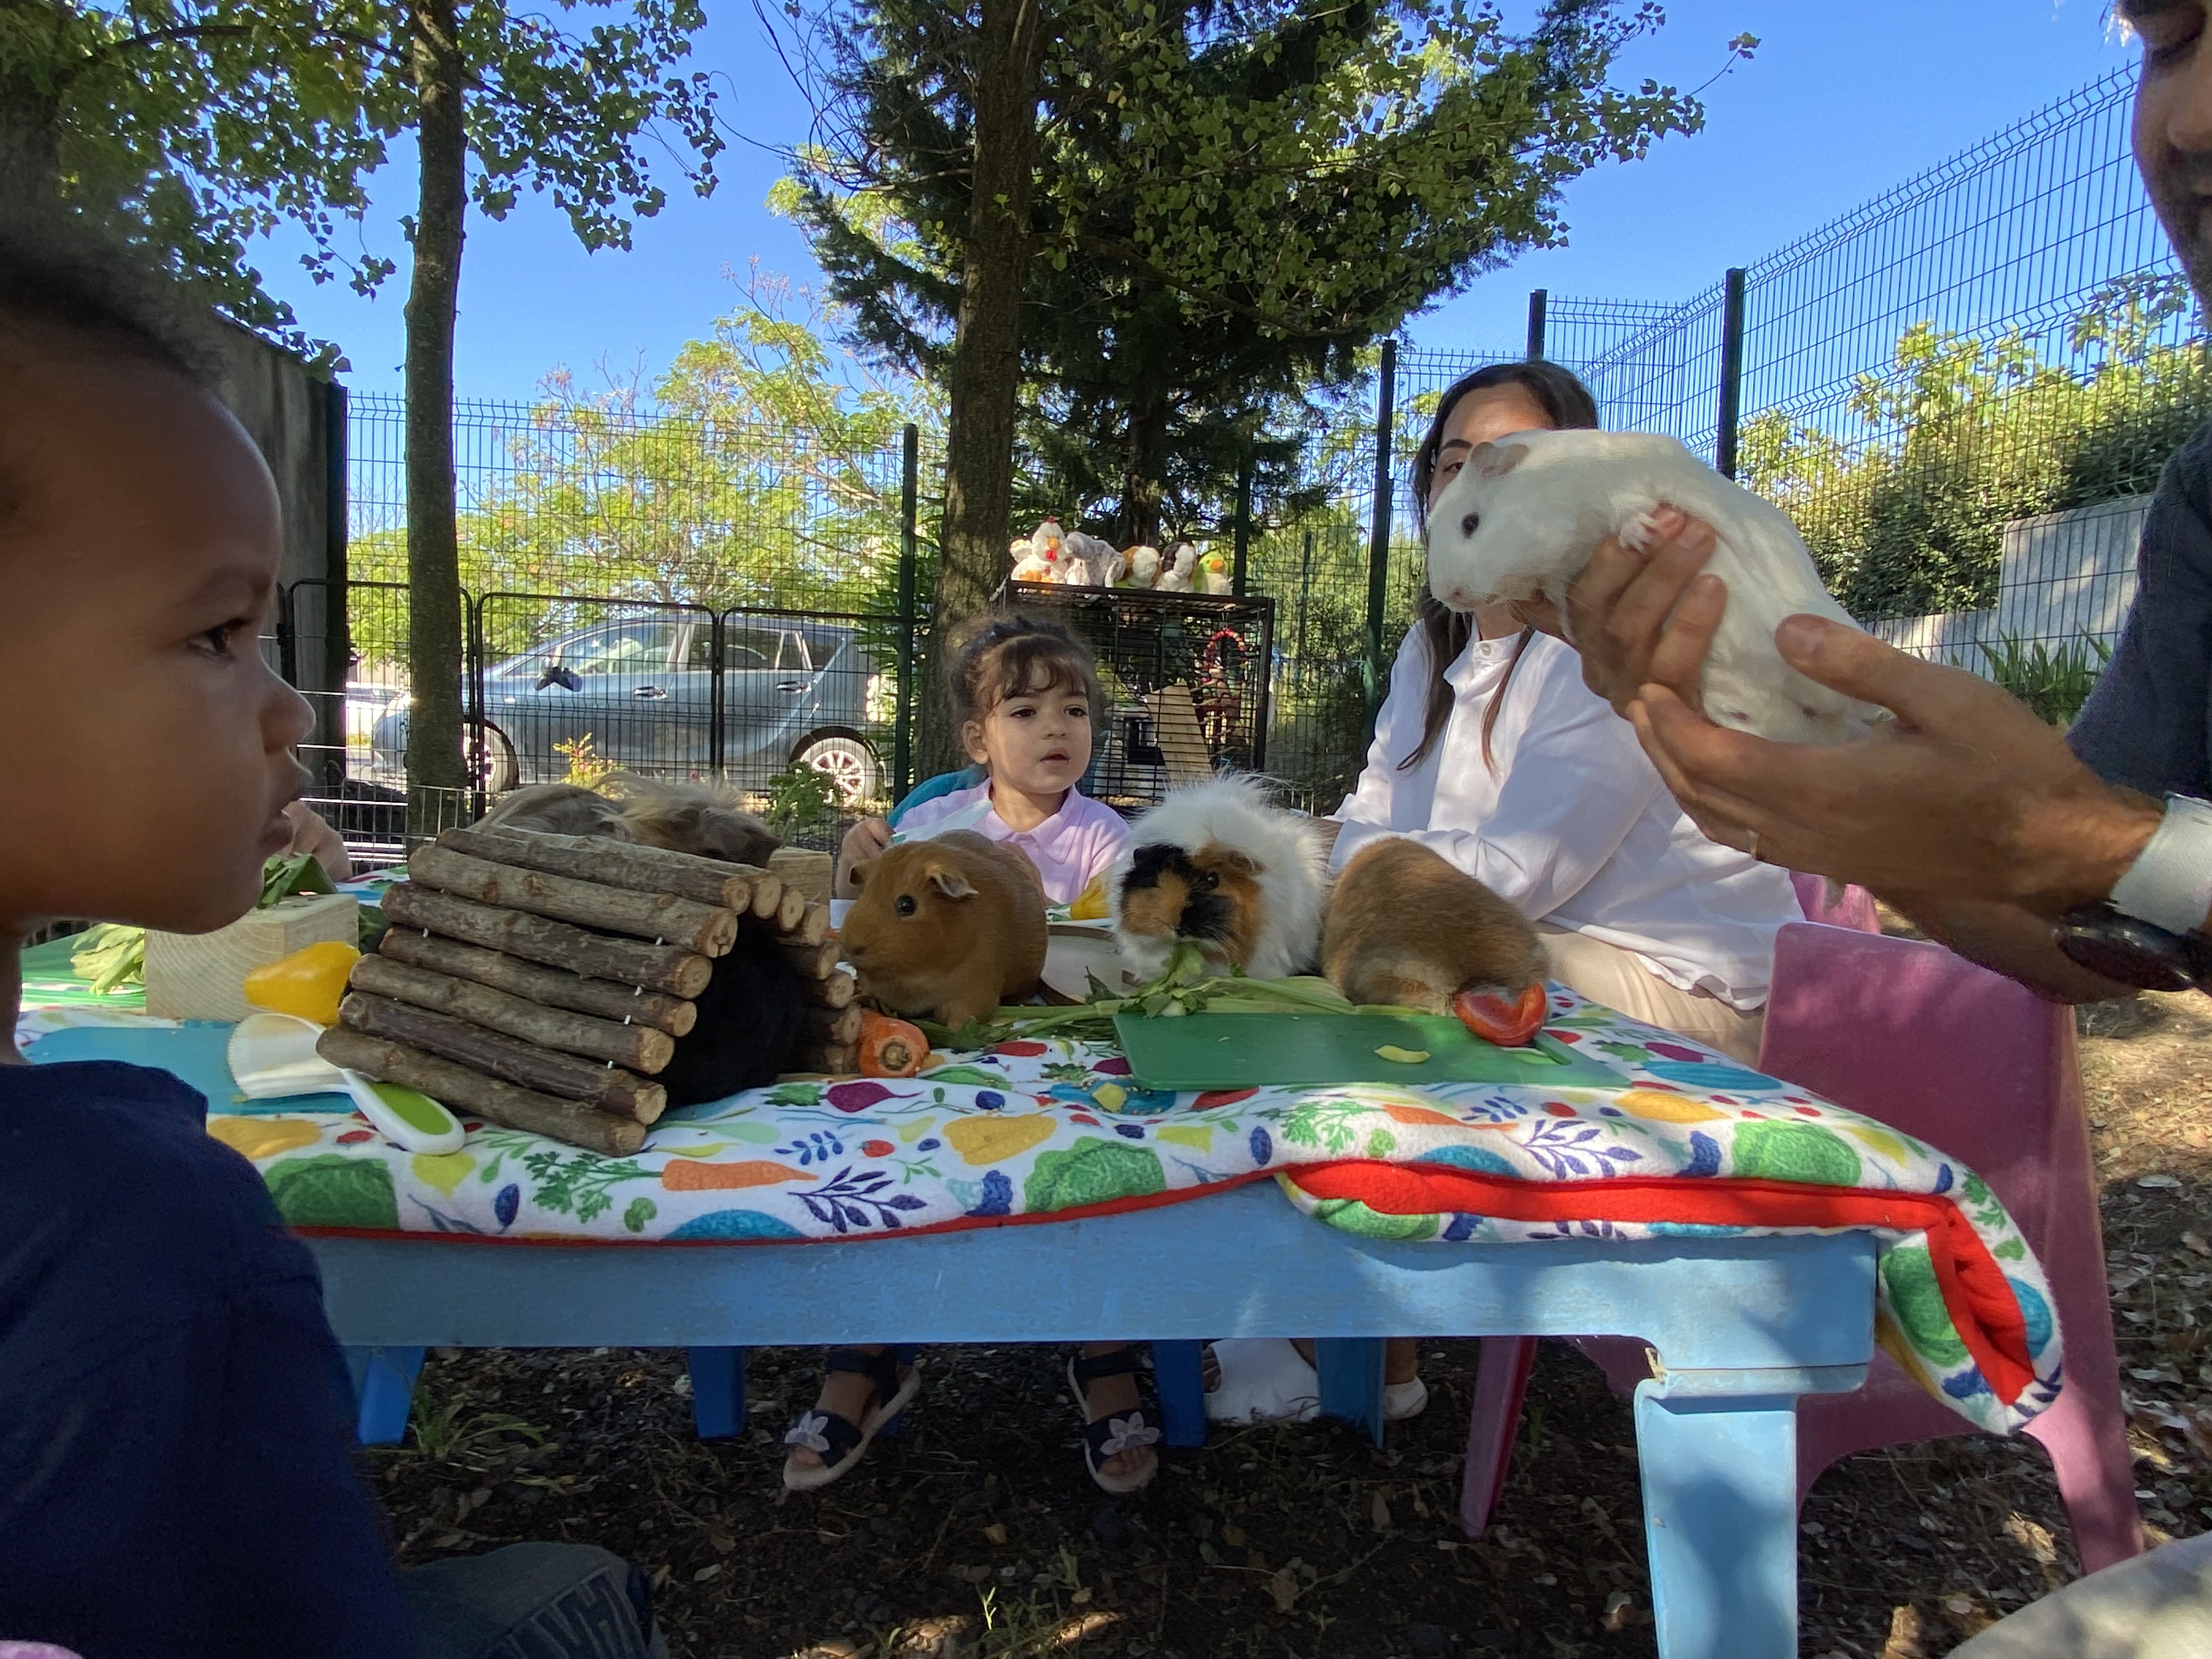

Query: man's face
left=0, top=352, right=313, bottom=934
left=2129, top=2, right=2212, bottom=308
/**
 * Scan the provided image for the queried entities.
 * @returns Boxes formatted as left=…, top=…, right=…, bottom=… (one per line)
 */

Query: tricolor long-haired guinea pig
left=479, top=783, right=635, bottom=840
left=1424, top=428, right=1882, bottom=745
left=1110, top=774, right=1326, bottom=984
left=1322, top=839, right=1547, bottom=1018
left=605, top=774, right=783, bottom=867
left=840, top=830, right=1047, bottom=1028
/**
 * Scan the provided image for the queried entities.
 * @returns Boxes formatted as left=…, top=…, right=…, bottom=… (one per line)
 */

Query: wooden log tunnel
left=318, top=827, right=852, bottom=1152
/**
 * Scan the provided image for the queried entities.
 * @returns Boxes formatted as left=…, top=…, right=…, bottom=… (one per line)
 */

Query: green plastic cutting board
left=1113, top=1011, right=1623, bottom=1092
left=18, top=931, right=146, bottom=1012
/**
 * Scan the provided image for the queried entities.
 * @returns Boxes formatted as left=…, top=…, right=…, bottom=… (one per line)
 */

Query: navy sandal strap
left=1070, top=1345, right=1147, bottom=1387
left=785, top=1404, right=865, bottom=1467
left=1081, top=1404, right=1163, bottom=1465
left=825, top=1346, right=904, bottom=1401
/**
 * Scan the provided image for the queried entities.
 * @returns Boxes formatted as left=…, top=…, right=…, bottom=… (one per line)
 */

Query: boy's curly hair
left=944, top=610, right=1103, bottom=733
left=0, top=200, right=213, bottom=534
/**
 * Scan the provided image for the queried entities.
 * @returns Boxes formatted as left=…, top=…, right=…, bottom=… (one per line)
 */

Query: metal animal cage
left=1008, top=583, right=1275, bottom=812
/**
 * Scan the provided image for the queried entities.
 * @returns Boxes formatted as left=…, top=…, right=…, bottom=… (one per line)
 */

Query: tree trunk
left=403, top=0, right=470, bottom=834
left=917, top=0, right=1046, bottom=779
left=1120, top=393, right=1169, bottom=549
left=0, top=70, right=61, bottom=216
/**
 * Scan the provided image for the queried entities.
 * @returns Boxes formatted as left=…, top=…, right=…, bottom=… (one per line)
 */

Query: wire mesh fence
left=300, top=67, right=2204, bottom=844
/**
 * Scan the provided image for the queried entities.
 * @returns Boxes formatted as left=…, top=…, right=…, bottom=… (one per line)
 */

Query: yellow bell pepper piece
left=1069, top=872, right=1111, bottom=920
left=242, top=940, right=360, bottom=1028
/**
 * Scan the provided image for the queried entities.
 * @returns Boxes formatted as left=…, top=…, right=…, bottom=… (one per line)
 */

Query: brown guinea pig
left=839, top=830, right=1047, bottom=1028
left=1321, top=838, right=1548, bottom=1012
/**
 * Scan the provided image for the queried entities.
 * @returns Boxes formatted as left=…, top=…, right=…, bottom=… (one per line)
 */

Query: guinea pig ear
left=1468, top=441, right=1530, bottom=481
left=927, top=865, right=978, bottom=900
left=1203, top=848, right=1261, bottom=878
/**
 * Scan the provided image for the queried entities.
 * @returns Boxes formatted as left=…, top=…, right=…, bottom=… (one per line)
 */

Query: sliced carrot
left=1453, top=984, right=1548, bottom=1048
left=859, top=1008, right=930, bottom=1079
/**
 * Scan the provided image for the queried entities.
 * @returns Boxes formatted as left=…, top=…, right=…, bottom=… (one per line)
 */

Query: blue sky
left=260, top=1, right=2142, bottom=403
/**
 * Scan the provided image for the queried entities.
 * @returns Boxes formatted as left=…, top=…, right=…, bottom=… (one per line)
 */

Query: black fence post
left=894, top=423, right=920, bottom=806
left=321, top=379, right=351, bottom=787
left=1717, top=267, right=1747, bottom=479
left=1231, top=444, right=1253, bottom=597
left=1526, top=290, right=1549, bottom=360
left=1364, top=340, right=1397, bottom=712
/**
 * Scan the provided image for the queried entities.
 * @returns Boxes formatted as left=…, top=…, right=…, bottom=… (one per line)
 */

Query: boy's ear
left=927, top=864, right=977, bottom=900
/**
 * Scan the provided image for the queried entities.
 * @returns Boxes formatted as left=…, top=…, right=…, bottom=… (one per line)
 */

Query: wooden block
left=774, top=884, right=809, bottom=935
left=1148, top=682, right=1215, bottom=788
left=145, top=893, right=359, bottom=1022
left=748, top=871, right=785, bottom=921
left=768, top=846, right=834, bottom=905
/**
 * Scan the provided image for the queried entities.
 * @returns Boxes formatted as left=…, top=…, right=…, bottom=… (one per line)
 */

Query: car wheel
left=472, top=724, right=518, bottom=794
left=795, top=735, right=878, bottom=810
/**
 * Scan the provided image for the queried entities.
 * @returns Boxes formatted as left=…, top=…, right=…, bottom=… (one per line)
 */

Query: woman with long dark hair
left=1329, top=360, right=1801, bottom=1064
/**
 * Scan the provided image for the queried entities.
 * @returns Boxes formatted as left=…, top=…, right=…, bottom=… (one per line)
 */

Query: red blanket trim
left=1285, top=1163, right=2034, bottom=1407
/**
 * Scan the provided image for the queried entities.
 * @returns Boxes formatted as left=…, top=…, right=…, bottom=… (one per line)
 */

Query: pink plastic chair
left=1460, top=923, right=2141, bottom=1575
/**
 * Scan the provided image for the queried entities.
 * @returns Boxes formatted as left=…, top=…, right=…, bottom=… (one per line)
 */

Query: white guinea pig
left=1425, top=429, right=1881, bottom=745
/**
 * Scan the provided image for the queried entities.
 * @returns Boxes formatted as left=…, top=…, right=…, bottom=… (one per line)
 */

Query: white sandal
left=781, top=1346, right=921, bottom=1492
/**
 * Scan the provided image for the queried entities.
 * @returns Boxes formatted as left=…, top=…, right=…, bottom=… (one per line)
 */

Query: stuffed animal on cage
left=1155, top=541, right=1198, bottom=592
left=1011, top=535, right=1056, bottom=584
left=1122, top=545, right=1161, bottom=588
left=1108, top=773, right=1328, bottom=984
left=1058, top=529, right=1124, bottom=588
left=1029, top=517, right=1065, bottom=557
left=1197, top=549, right=1233, bottom=596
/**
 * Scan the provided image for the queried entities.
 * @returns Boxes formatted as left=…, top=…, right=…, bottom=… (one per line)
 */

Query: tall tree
left=385, top=0, right=721, bottom=824
left=0, top=0, right=399, bottom=352
left=777, top=0, right=1717, bottom=764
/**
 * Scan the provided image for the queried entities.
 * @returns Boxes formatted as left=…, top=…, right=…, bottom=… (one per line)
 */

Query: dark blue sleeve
left=0, top=1063, right=415, bottom=1659
left=2068, top=422, right=2212, bottom=798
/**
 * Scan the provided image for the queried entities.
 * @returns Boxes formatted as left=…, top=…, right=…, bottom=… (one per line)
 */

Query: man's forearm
left=1877, top=891, right=2140, bottom=1004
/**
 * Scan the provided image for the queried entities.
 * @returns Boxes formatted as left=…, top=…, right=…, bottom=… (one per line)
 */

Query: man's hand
left=1513, top=505, right=1723, bottom=716
left=1628, top=615, right=2160, bottom=913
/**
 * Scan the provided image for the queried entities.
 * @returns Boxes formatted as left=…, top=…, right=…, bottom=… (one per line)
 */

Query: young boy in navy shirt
left=0, top=217, right=663, bottom=1657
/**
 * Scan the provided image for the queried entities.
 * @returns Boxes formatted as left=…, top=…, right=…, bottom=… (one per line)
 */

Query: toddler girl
left=794, top=614, right=1158, bottom=1494
left=838, top=612, right=1127, bottom=906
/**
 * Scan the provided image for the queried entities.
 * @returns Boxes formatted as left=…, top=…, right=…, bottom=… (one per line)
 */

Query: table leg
left=1151, top=1340, right=1207, bottom=1447
left=1314, top=1338, right=1385, bottom=1444
left=686, top=1347, right=748, bottom=1440
left=1634, top=1370, right=1852, bottom=1659
left=345, top=1345, right=426, bottom=1447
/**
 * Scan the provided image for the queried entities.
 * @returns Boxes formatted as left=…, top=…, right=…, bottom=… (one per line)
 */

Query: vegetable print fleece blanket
left=16, top=988, right=2059, bottom=1435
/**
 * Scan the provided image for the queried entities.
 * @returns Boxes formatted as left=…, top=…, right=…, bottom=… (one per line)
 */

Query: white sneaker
left=1203, top=1338, right=1322, bottom=1425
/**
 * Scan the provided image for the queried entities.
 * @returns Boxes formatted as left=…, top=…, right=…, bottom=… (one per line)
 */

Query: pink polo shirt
left=894, top=780, right=1128, bottom=905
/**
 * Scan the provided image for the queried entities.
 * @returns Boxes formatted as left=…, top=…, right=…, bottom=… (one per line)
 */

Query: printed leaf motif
left=1305, top=1197, right=1438, bottom=1241
left=622, top=1196, right=657, bottom=1233
left=1880, top=1245, right=1970, bottom=1367
left=1024, top=1137, right=1165, bottom=1212
left=264, top=1154, right=399, bottom=1230
left=1730, top=1121, right=1861, bottom=1188
left=1279, top=1097, right=1381, bottom=1154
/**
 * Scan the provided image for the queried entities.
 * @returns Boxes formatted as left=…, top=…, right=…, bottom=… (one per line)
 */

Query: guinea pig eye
left=1460, top=511, right=1480, bottom=538
left=1197, top=871, right=1218, bottom=890
left=895, top=894, right=917, bottom=917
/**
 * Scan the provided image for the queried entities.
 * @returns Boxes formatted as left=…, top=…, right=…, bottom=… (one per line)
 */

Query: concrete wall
left=1865, top=494, right=2149, bottom=672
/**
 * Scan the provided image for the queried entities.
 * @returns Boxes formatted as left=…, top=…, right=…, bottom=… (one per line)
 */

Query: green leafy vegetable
left=258, top=853, right=336, bottom=910
left=70, top=924, right=146, bottom=996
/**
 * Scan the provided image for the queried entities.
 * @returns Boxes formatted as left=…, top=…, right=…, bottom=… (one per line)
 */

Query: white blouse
left=1328, top=628, right=1802, bottom=1009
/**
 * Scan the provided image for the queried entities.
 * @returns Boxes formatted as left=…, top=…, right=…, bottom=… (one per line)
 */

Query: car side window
left=725, top=628, right=778, bottom=670
left=682, top=628, right=714, bottom=671
left=779, top=631, right=812, bottom=672
left=568, top=623, right=675, bottom=675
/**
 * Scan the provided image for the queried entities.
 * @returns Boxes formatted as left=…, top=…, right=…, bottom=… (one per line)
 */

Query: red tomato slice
left=1453, top=984, right=1548, bottom=1047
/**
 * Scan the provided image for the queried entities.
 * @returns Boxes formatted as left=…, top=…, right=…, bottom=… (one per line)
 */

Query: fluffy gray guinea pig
left=1424, top=428, right=1882, bottom=745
